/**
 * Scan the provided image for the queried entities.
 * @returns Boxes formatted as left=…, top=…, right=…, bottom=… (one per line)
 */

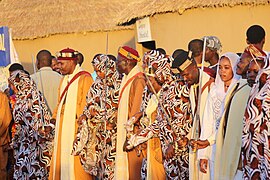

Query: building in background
left=1, top=0, right=270, bottom=73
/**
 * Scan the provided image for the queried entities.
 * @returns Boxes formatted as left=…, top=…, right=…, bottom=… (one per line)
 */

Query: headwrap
left=143, top=50, right=172, bottom=83
left=171, top=50, right=193, bottom=74
left=56, top=48, right=78, bottom=61
left=244, top=44, right=267, bottom=60
left=214, top=52, right=241, bottom=100
left=92, top=54, right=121, bottom=85
left=242, top=53, right=270, bottom=179
left=118, top=46, right=140, bottom=62
left=203, top=36, right=222, bottom=53
left=8, top=70, right=38, bottom=97
left=0, top=67, right=8, bottom=92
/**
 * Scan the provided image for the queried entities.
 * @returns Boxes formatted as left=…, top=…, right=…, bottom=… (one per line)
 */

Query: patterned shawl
left=72, top=54, right=121, bottom=176
left=242, top=53, right=270, bottom=179
left=8, top=70, right=54, bottom=179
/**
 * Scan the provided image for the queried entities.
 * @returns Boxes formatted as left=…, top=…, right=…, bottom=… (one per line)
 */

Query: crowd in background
left=0, top=24, right=269, bottom=180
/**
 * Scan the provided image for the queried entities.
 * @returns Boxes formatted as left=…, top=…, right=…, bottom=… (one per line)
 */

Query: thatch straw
left=117, top=0, right=270, bottom=25
left=0, top=0, right=134, bottom=40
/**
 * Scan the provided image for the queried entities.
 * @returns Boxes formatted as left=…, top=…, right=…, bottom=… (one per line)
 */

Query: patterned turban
left=92, top=54, right=116, bottom=76
left=203, top=36, right=222, bottom=52
left=244, top=44, right=267, bottom=60
left=8, top=70, right=37, bottom=94
left=143, top=50, right=172, bottom=83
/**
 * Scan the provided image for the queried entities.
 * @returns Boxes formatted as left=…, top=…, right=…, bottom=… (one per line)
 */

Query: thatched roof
left=0, top=0, right=135, bottom=40
left=117, top=0, right=270, bottom=25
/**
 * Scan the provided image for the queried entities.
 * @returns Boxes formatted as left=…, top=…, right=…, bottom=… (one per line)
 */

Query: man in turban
left=49, top=48, right=93, bottom=180
left=203, top=36, right=222, bottom=76
left=114, top=46, right=146, bottom=180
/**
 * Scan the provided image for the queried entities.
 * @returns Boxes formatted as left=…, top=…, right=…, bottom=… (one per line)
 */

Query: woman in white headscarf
left=195, top=53, right=241, bottom=180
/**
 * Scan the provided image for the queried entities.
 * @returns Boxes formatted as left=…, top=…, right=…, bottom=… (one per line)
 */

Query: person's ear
left=262, top=37, right=265, bottom=45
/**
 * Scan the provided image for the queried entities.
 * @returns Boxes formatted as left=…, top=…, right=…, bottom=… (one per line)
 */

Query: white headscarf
left=198, top=52, right=241, bottom=161
left=210, top=52, right=241, bottom=126
left=214, top=52, right=241, bottom=99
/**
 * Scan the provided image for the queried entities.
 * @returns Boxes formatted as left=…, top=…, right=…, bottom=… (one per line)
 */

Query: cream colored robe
left=31, top=66, right=62, bottom=113
left=115, top=65, right=145, bottom=180
left=214, top=79, right=250, bottom=180
left=50, top=65, right=93, bottom=180
left=189, top=70, right=213, bottom=180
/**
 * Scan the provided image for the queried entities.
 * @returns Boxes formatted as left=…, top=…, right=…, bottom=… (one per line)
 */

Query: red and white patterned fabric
left=242, top=54, right=270, bottom=179
left=72, top=55, right=121, bottom=179
left=9, top=70, right=54, bottom=179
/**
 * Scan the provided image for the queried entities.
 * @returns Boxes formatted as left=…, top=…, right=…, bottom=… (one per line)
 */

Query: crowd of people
left=0, top=24, right=269, bottom=180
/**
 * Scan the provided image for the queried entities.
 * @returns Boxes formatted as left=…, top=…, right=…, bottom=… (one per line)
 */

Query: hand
left=189, top=139, right=209, bottom=151
left=165, top=143, right=175, bottom=160
left=177, top=137, right=189, bottom=148
left=38, top=125, right=52, bottom=137
left=77, top=114, right=87, bottom=125
left=132, top=112, right=143, bottom=123
left=50, top=118, right=56, bottom=125
left=196, top=139, right=210, bottom=150
left=123, top=139, right=133, bottom=152
left=189, top=139, right=197, bottom=151
left=199, top=159, right=208, bottom=173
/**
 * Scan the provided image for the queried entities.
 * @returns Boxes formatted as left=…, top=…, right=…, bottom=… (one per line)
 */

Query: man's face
left=236, top=52, right=252, bottom=76
left=94, top=66, right=105, bottom=79
left=51, top=59, right=60, bottom=71
left=180, top=64, right=198, bottom=86
left=36, top=59, right=40, bottom=70
left=205, top=47, right=215, bottom=62
left=116, top=56, right=127, bottom=74
left=247, top=61, right=260, bottom=86
left=58, top=60, right=74, bottom=75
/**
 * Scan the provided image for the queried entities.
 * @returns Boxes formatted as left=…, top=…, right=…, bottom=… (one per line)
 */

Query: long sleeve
left=129, top=120, right=160, bottom=147
left=76, top=74, right=93, bottom=118
left=0, top=93, right=12, bottom=145
left=128, top=76, right=146, bottom=119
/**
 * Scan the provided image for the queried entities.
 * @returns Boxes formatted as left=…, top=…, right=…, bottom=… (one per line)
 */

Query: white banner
left=136, top=17, right=152, bottom=43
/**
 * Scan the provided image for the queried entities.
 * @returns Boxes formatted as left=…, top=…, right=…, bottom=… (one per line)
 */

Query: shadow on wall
left=21, top=62, right=35, bottom=74
left=123, top=36, right=136, bottom=50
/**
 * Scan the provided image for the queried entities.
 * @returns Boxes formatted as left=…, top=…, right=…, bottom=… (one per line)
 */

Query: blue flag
left=0, top=26, right=11, bottom=66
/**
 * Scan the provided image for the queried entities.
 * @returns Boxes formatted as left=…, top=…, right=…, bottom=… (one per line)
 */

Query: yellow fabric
left=127, top=73, right=146, bottom=180
left=115, top=65, right=145, bottom=180
left=50, top=65, right=93, bottom=180
left=215, top=79, right=250, bottom=180
left=145, top=92, right=165, bottom=180
left=0, top=92, right=12, bottom=180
